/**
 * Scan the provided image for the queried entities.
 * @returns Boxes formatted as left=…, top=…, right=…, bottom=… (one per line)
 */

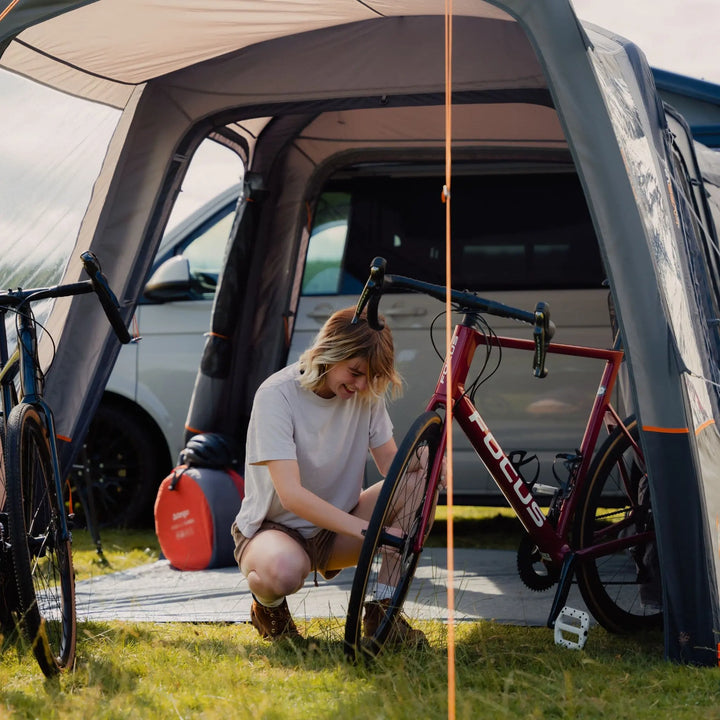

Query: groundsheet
left=76, top=548, right=589, bottom=627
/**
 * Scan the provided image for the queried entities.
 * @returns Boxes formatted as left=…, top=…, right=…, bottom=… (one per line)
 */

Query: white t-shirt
left=234, top=362, right=393, bottom=539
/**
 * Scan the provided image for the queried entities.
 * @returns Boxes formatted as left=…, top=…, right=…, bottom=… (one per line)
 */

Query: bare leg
left=325, top=481, right=383, bottom=570
left=240, top=529, right=311, bottom=605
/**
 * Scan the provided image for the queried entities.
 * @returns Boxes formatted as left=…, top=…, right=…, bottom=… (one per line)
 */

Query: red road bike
left=345, top=258, right=661, bottom=659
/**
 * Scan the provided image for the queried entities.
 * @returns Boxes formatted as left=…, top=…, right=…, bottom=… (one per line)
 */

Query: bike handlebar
left=80, top=251, right=132, bottom=344
left=352, top=256, right=555, bottom=378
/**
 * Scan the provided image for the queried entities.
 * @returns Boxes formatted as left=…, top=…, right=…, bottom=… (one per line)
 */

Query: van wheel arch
left=75, top=395, right=173, bottom=528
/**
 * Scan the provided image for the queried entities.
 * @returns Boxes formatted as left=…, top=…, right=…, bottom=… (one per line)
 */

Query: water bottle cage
left=552, top=451, right=582, bottom=488
left=507, top=450, right=540, bottom=487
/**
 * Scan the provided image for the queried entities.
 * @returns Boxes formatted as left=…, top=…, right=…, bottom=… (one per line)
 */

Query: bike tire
left=575, top=417, right=663, bottom=633
left=344, top=411, right=442, bottom=661
left=5, top=403, right=76, bottom=675
left=0, top=416, right=20, bottom=633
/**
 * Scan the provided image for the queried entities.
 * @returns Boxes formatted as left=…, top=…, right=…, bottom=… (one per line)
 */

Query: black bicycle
left=0, top=251, right=130, bottom=676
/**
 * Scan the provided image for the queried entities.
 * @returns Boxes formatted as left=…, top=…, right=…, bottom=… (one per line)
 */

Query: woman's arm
left=266, top=459, right=368, bottom=540
left=369, top=438, right=397, bottom=477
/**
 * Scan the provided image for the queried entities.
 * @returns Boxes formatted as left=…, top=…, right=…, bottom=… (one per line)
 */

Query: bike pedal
left=553, top=606, right=589, bottom=650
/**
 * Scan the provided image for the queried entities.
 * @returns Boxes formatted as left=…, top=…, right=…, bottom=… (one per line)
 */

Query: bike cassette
left=516, top=532, right=560, bottom=591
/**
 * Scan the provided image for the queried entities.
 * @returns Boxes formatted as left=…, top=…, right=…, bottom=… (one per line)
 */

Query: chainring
left=516, top=532, right=560, bottom=591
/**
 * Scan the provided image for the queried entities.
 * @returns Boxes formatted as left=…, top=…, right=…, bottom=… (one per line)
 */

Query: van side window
left=179, top=205, right=235, bottom=297
left=302, top=192, right=354, bottom=295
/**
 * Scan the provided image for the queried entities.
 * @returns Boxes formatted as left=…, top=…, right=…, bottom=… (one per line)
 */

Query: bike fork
left=36, top=399, right=71, bottom=542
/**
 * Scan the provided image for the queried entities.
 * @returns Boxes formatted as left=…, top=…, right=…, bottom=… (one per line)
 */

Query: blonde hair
left=298, top=307, right=402, bottom=400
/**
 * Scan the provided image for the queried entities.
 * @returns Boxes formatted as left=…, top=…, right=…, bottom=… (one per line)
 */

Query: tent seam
left=13, top=37, right=139, bottom=87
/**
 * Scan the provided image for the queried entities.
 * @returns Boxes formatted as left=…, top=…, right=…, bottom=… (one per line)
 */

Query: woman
left=232, top=306, right=426, bottom=646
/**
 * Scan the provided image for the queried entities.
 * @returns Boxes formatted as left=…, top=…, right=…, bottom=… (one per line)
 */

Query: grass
left=2, top=619, right=717, bottom=719
left=0, top=515, right=718, bottom=719
left=429, top=505, right=524, bottom=549
left=72, top=529, right=161, bottom=581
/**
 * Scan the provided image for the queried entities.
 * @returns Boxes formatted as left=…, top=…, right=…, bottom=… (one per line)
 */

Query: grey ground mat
left=76, top=548, right=589, bottom=626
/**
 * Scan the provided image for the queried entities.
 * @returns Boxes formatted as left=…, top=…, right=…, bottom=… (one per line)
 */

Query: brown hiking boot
left=363, top=598, right=428, bottom=648
left=250, top=598, right=302, bottom=640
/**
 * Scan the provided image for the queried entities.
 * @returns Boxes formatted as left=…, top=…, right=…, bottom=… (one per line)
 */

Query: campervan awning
left=1, top=0, right=718, bottom=665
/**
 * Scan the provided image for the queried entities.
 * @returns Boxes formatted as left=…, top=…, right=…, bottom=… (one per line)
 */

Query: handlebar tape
left=80, top=251, right=132, bottom=344
left=352, top=256, right=386, bottom=330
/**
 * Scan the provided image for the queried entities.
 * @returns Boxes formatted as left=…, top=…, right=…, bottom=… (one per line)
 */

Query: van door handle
left=307, top=304, right=336, bottom=321
left=381, top=306, right=427, bottom=318
left=307, top=304, right=427, bottom=322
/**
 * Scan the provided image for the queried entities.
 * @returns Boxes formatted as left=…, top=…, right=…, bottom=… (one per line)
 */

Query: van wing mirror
left=143, top=256, right=194, bottom=302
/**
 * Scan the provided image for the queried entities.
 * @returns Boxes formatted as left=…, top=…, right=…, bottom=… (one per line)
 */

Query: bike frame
left=415, top=312, right=650, bottom=568
left=0, top=289, right=90, bottom=544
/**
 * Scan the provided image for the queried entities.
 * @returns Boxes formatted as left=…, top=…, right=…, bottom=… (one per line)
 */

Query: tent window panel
left=0, top=69, right=121, bottom=288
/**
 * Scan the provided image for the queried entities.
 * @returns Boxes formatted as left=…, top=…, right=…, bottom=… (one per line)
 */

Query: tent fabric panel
left=160, top=15, right=545, bottom=116
left=46, top=84, right=195, bottom=468
left=13, top=0, right=376, bottom=84
left=0, top=41, right=135, bottom=108
left=642, top=430, right=720, bottom=665
left=292, top=103, right=567, bottom=165
left=10, top=1, right=515, bottom=89
left=663, top=111, right=720, bottom=315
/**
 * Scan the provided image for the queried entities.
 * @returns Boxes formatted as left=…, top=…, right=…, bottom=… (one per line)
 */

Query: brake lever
left=532, top=301, right=554, bottom=378
left=352, top=257, right=386, bottom=330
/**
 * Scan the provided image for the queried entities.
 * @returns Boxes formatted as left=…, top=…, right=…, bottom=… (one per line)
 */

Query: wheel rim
left=579, top=421, right=662, bottom=631
left=75, top=407, right=154, bottom=527
left=8, top=406, right=75, bottom=674
left=347, top=414, right=441, bottom=658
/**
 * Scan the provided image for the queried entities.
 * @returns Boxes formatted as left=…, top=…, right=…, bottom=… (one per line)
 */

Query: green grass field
left=1, top=519, right=718, bottom=719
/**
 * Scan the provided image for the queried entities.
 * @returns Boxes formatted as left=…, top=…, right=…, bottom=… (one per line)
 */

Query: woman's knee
left=265, top=553, right=309, bottom=594
left=242, top=533, right=310, bottom=596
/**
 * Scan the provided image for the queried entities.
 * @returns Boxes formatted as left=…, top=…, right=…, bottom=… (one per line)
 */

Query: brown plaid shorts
left=231, top=521, right=342, bottom=581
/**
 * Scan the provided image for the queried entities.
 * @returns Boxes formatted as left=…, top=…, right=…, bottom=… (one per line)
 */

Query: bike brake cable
left=13, top=304, right=58, bottom=382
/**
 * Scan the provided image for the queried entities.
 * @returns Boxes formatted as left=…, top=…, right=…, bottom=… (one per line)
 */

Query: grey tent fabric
left=1, top=0, right=719, bottom=664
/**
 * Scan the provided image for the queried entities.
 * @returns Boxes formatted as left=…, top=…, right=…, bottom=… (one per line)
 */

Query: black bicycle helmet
left=179, top=433, right=239, bottom=469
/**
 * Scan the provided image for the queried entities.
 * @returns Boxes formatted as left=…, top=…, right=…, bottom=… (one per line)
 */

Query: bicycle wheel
left=345, top=411, right=442, bottom=661
left=5, top=403, right=76, bottom=675
left=575, top=417, right=663, bottom=633
left=0, top=418, right=20, bottom=633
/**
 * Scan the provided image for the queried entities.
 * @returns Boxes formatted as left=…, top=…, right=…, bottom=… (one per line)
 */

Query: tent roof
left=1, top=1, right=515, bottom=105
